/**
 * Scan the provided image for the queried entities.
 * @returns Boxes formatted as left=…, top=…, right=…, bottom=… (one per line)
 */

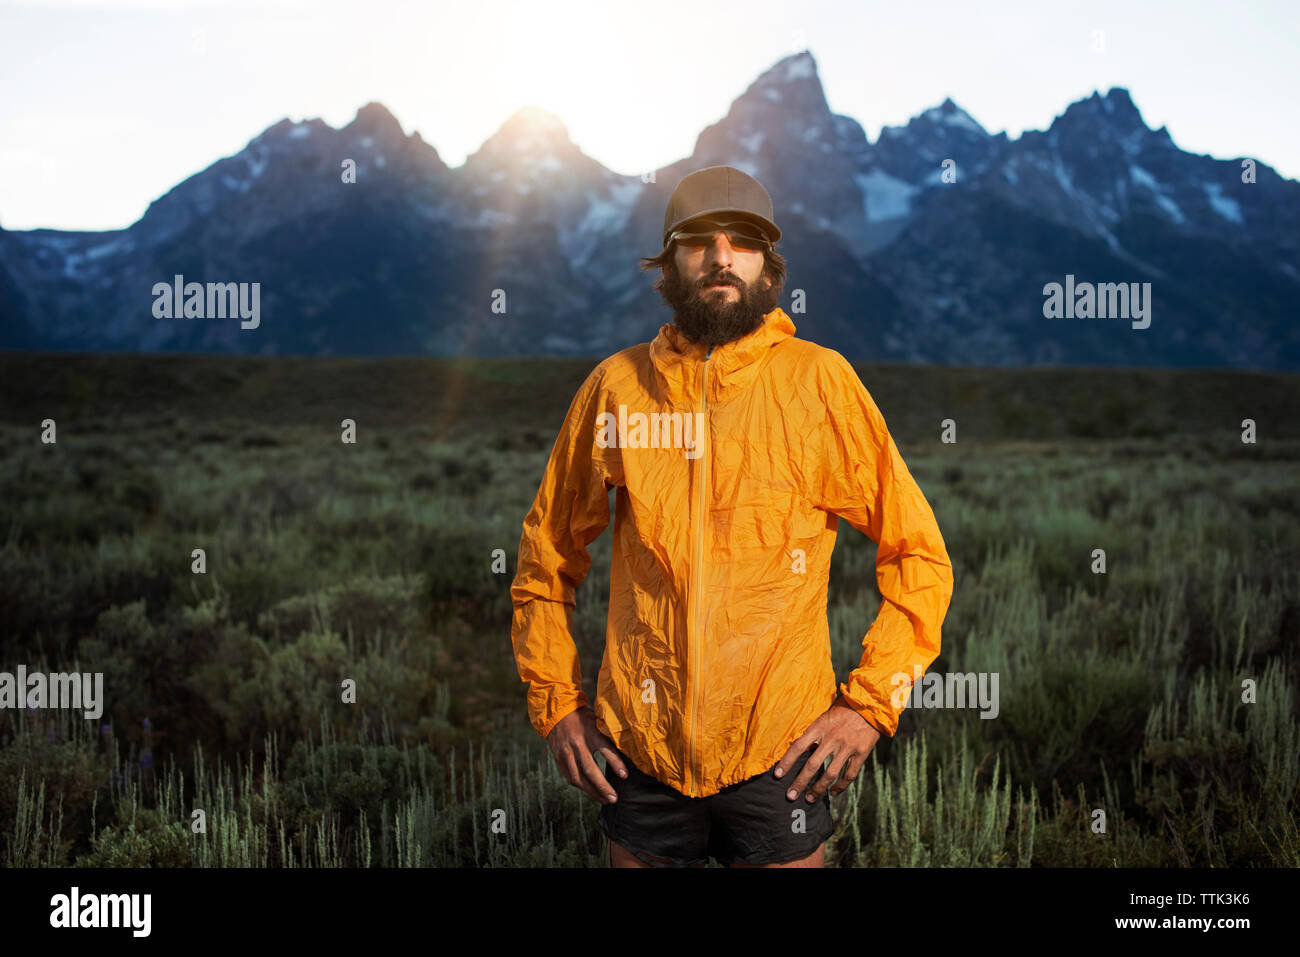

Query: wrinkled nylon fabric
left=510, top=307, right=954, bottom=798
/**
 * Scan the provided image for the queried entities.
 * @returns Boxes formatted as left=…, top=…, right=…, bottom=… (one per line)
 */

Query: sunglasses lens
left=723, top=226, right=767, bottom=250
left=674, top=221, right=768, bottom=250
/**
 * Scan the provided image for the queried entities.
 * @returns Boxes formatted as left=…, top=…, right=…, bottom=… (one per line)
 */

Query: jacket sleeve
left=510, top=368, right=615, bottom=740
left=814, top=353, right=954, bottom=737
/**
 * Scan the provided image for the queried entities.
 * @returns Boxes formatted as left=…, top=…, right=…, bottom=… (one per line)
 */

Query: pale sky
left=2, top=0, right=1296, bottom=231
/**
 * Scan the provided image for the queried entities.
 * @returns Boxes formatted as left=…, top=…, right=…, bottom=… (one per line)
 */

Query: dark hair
left=638, top=238, right=787, bottom=300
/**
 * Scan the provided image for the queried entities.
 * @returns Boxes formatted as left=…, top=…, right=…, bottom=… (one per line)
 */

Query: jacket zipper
left=688, top=344, right=712, bottom=796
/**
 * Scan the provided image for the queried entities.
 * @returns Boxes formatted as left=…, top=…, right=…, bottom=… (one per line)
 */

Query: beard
left=658, top=262, right=779, bottom=349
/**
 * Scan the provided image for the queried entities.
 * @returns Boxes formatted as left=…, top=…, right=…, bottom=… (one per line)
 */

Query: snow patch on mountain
left=1130, top=165, right=1159, bottom=190
left=1053, top=154, right=1077, bottom=197
left=1154, top=194, right=1184, bottom=222
left=782, top=54, right=815, bottom=80
left=576, top=180, right=641, bottom=236
left=1203, top=182, right=1243, bottom=224
left=1131, top=165, right=1185, bottom=223
left=921, top=100, right=985, bottom=135
left=564, top=178, right=645, bottom=272
left=86, top=238, right=131, bottom=260
left=855, top=169, right=919, bottom=221
left=245, top=151, right=268, bottom=179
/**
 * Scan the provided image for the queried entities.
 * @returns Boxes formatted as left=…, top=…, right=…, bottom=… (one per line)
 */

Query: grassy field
left=1, top=351, right=1297, bottom=867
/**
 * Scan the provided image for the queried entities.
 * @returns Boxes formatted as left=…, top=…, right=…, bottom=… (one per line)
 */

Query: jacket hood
left=648, top=306, right=796, bottom=407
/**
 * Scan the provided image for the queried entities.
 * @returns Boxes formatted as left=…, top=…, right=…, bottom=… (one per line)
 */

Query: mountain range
left=2, top=50, right=1297, bottom=369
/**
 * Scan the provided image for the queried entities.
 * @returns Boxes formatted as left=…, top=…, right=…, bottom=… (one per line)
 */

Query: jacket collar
left=649, top=306, right=796, bottom=406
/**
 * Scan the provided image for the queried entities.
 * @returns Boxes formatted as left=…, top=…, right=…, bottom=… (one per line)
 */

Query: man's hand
left=774, top=696, right=882, bottom=803
left=547, top=705, right=629, bottom=804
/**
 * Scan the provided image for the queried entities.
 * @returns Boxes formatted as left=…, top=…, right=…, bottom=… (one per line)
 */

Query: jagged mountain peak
left=1051, top=86, right=1150, bottom=138
left=473, top=105, right=575, bottom=159
left=1101, top=87, right=1137, bottom=108
left=689, top=49, right=837, bottom=168
left=252, top=116, right=331, bottom=145
left=248, top=104, right=406, bottom=148
left=754, top=49, right=820, bottom=87
left=503, top=105, right=568, bottom=133
left=878, top=95, right=990, bottom=142
left=257, top=118, right=294, bottom=139
left=918, top=97, right=988, bottom=135
left=738, top=49, right=828, bottom=110
left=344, top=101, right=406, bottom=141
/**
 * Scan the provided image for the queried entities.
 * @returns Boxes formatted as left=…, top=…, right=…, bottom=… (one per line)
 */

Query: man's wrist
left=833, top=692, right=886, bottom=735
left=541, top=699, right=588, bottom=738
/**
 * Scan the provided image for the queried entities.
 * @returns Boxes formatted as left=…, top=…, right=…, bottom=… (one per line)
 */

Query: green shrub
left=76, top=808, right=191, bottom=867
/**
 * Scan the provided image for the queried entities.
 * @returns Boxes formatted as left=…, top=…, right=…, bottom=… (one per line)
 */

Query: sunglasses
left=669, top=219, right=772, bottom=251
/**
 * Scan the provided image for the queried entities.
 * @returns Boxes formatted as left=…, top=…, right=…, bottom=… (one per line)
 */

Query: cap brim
left=665, top=208, right=781, bottom=246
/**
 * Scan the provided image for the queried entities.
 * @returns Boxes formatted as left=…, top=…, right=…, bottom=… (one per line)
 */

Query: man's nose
left=705, top=233, right=735, bottom=264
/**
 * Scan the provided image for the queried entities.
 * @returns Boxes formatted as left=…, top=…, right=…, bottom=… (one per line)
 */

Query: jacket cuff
left=836, top=684, right=894, bottom=737
left=535, top=691, right=589, bottom=739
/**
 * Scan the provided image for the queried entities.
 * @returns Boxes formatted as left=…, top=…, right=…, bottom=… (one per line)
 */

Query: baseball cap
left=662, top=165, right=782, bottom=248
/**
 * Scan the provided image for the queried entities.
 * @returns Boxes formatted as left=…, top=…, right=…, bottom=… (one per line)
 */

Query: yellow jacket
left=510, top=307, right=953, bottom=798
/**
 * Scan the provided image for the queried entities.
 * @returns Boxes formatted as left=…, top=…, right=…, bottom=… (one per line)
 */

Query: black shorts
left=597, top=745, right=836, bottom=867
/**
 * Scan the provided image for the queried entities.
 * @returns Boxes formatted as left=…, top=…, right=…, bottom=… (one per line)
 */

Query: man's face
left=659, top=219, right=778, bottom=349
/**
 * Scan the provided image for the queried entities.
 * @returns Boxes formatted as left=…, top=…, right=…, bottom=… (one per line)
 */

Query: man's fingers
left=830, top=755, right=867, bottom=795
left=783, top=743, right=831, bottom=801
left=595, top=743, right=629, bottom=779
left=579, top=710, right=628, bottom=780
left=578, top=746, right=619, bottom=804
left=557, top=746, right=605, bottom=803
left=805, top=751, right=848, bottom=802
left=557, top=749, right=582, bottom=789
left=773, top=727, right=819, bottom=780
